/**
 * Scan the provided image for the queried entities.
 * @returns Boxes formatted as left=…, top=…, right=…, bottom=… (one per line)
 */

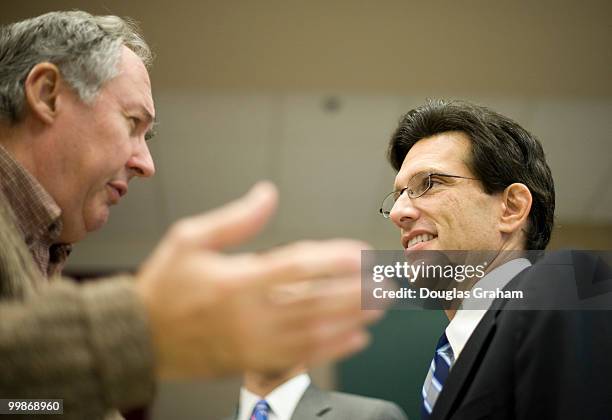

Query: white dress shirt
left=445, top=258, right=531, bottom=360
left=237, top=373, right=311, bottom=420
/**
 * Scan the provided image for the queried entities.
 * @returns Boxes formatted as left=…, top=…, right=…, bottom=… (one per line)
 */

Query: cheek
left=78, top=151, right=126, bottom=202
left=82, top=162, right=114, bottom=191
left=428, top=193, right=464, bottom=226
left=95, top=140, right=132, bottom=176
left=82, top=184, right=108, bottom=211
left=428, top=193, right=501, bottom=246
left=459, top=195, right=502, bottom=244
left=91, top=116, right=132, bottom=165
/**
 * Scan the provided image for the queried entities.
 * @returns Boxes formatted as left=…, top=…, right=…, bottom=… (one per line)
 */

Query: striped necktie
left=250, top=399, right=270, bottom=420
left=421, top=332, right=455, bottom=419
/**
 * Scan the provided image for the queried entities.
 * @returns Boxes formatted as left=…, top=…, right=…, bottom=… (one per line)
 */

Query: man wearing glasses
left=379, top=100, right=611, bottom=419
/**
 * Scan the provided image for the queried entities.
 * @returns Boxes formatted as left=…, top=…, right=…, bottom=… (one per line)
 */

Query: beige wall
left=3, top=0, right=611, bottom=97
left=550, top=224, right=612, bottom=249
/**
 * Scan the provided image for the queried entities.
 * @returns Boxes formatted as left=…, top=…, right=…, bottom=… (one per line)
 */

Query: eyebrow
left=145, top=118, right=158, bottom=141
left=393, top=168, right=442, bottom=191
left=393, top=169, right=422, bottom=191
left=138, top=107, right=157, bottom=141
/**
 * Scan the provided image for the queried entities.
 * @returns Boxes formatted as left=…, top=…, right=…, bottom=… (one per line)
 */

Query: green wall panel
left=338, top=310, right=447, bottom=419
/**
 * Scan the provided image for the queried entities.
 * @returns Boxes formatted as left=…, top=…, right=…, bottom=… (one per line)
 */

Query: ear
left=23, top=62, right=62, bottom=124
left=498, top=183, right=532, bottom=234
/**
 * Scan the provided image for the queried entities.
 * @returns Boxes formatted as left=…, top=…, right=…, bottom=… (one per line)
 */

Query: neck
left=244, top=367, right=306, bottom=397
left=444, top=247, right=527, bottom=321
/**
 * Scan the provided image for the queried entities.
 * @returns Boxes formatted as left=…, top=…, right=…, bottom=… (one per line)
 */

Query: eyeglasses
left=379, top=172, right=478, bottom=218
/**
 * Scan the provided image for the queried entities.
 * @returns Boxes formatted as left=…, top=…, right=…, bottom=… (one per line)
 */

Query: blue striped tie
left=250, top=399, right=270, bottom=420
left=421, top=332, right=455, bottom=419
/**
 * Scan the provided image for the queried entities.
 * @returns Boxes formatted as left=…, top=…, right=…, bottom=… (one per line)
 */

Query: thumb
left=180, top=181, right=278, bottom=250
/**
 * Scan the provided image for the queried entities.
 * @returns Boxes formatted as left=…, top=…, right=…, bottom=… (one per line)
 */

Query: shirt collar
left=445, top=258, right=531, bottom=360
left=0, top=144, right=71, bottom=276
left=238, top=373, right=311, bottom=420
left=0, top=144, right=63, bottom=242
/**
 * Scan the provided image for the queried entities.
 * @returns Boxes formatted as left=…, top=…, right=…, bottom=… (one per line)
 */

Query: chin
left=85, top=208, right=110, bottom=233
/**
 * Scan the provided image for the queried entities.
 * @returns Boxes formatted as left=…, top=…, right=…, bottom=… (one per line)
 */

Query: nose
left=127, top=139, right=155, bottom=178
left=389, top=191, right=420, bottom=229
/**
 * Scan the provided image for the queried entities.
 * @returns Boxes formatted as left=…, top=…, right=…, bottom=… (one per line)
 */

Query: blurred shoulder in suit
left=224, top=367, right=408, bottom=420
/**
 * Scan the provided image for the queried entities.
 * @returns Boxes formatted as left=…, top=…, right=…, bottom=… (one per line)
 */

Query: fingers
left=249, top=239, right=371, bottom=286
left=270, top=317, right=375, bottom=368
left=270, top=279, right=383, bottom=349
left=243, top=307, right=380, bottom=374
left=169, top=181, right=278, bottom=250
left=267, top=275, right=365, bottom=316
left=260, top=279, right=384, bottom=369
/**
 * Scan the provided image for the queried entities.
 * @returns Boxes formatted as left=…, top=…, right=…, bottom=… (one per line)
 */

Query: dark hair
left=388, top=99, right=555, bottom=250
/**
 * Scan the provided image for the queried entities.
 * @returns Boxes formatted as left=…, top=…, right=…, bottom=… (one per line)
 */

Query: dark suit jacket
left=227, top=384, right=408, bottom=420
left=431, top=250, right=612, bottom=420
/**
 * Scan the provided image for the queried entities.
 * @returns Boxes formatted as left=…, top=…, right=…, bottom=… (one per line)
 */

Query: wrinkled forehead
left=393, top=131, right=472, bottom=189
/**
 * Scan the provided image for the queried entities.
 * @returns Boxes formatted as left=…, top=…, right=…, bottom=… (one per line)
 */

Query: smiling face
left=38, top=47, right=156, bottom=242
left=390, top=131, right=505, bottom=252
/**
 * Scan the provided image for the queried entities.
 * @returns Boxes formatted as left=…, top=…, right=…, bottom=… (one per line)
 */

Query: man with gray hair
left=0, top=11, right=380, bottom=419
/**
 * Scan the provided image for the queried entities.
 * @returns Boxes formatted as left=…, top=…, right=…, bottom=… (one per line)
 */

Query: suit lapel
left=431, top=308, right=497, bottom=420
left=291, top=385, right=332, bottom=419
left=431, top=266, right=532, bottom=420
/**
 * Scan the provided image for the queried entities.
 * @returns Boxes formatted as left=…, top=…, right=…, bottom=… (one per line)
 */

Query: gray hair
left=0, top=11, right=152, bottom=123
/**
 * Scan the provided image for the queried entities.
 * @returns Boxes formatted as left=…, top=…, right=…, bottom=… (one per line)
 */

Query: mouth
left=107, top=181, right=128, bottom=204
left=403, top=232, right=438, bottom=250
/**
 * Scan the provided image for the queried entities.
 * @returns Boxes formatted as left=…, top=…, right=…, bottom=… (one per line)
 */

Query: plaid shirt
left=0, top=144, right=71, bottom=278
